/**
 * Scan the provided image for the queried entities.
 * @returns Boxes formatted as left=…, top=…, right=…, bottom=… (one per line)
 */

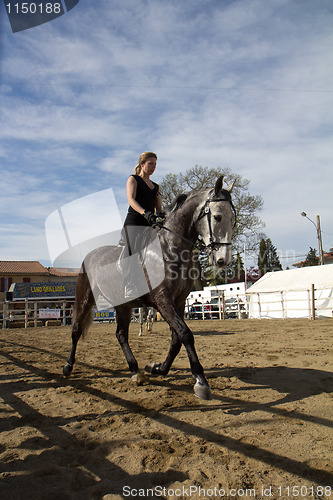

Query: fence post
left=25, top=299, right=28, bottom=328
left=3, top=302, right=7, bottom=329
left=185, top=299, right=190, bottom=318
left=281, top=291, right=285, bottom=319
left=311, top=284, right=316, bottom=320
left=34, top=302, right=38, bottom=327
left=62, top=302, right=66, bottom=326
left=257, top=293, right=261, bottom=320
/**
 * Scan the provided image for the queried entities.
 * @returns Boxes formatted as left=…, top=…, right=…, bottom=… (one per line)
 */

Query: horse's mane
left=166, top=193, right=188, bottom=214
left=167, top=185, right=214, bottom=213
left=165, top=185, right=235, bottom=224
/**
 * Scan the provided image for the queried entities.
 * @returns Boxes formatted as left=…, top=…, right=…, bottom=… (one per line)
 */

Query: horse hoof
left=194, top=381, right=212, bottom=400
left=144, top=362, right=161, bottom=375
left=131, top=372, right=147, bottom=386
left=63, top=363, right=73, bottom=377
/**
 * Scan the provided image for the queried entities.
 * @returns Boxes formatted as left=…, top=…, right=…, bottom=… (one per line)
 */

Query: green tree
left=258, top=238, right=268, bottom=276
left=266, top=238, right=283, bottom=272
left=302, top=247, right=319, bottom=267
left=258, top=237, right=283, bottom=276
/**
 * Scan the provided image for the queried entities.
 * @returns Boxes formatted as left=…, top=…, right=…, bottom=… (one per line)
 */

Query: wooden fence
left=0, top=298, right=76, bottom=329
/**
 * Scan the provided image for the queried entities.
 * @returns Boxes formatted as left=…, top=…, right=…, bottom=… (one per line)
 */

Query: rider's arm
left=156, top=190, right=162, bottom=213
left=126, top=176, right=145, bottom=215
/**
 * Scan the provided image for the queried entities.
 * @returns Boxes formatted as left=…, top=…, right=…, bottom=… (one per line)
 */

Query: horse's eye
left=214, top=215, right=222, bottom=222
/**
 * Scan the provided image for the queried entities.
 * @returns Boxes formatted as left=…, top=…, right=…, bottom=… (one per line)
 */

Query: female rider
left=122, top=152, right=162, bottom=298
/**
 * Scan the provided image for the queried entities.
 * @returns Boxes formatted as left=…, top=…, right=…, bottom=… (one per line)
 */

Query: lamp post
left=301, top=212, right=325, bottom=265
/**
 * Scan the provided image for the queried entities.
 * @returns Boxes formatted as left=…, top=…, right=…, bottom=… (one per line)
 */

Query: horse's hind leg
left=63, top=270, right=95, bottom=377
left=115, top=306, right=146, bottom=384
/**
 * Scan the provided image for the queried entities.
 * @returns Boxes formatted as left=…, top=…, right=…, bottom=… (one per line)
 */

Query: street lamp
left=301, top=212, right=325, bottom=265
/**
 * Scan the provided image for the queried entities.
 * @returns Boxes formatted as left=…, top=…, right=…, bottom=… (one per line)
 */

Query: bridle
left=157, top=189, right=236, bottom=254
left=196, top=190, right=236, bottom=253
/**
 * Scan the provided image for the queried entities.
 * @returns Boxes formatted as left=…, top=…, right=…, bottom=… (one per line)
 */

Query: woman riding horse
left=63, top=173, right=235, bottom=400
left=121, top=152, right=164, bottom=299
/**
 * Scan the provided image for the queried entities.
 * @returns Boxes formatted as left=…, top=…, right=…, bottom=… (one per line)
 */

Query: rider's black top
left=123, top=175, right=159, bottom=227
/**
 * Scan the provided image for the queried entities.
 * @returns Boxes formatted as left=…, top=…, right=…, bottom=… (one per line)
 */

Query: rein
left=154, top=220, right=200, bottom=249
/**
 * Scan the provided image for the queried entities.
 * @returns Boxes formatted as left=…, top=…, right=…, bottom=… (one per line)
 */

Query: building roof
left=0, top=261, right=48, bottom=275
left=293, top=251, right=333, bottom=268
left=48, top=267, right=80, bottom=277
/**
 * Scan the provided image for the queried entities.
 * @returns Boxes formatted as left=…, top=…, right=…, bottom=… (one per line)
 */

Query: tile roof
left=0, top=261, right=48, bottom=274
left=48, top=267, right=80, bottom=277
left=293, top=252, right=333, bottom=267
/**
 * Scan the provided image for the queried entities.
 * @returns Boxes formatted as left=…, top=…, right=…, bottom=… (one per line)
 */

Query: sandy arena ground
left=0, top=318, right=332, bottom=500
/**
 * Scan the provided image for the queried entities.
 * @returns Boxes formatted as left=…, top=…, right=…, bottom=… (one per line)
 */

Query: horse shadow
left=206, top=365, right=333, bottom=410
left=193, top=329, right=236, bottom=336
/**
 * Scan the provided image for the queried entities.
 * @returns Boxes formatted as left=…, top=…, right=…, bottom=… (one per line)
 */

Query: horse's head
left=195, top=176, right=236, bottom=268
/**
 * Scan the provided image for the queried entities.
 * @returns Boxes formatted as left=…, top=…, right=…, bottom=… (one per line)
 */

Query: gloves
left=143, top=211, right=157, bottom=226
left=156, top=211, right=166, bottom=221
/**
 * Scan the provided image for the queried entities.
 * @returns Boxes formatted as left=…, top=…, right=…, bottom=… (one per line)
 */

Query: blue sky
left=1, top=0, right=332, bottom=268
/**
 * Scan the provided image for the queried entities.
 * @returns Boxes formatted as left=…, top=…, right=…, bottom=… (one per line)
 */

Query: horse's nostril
left=217, top=258, right=225, bottom=267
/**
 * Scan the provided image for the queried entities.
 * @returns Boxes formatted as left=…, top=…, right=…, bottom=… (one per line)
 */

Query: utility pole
left=316, top=215, right=325, bottom=266
left=301, top=212, right=325, bottom=265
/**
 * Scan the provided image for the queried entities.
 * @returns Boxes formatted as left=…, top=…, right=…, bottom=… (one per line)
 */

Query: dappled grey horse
left=63, top=176, right=235, bottom=399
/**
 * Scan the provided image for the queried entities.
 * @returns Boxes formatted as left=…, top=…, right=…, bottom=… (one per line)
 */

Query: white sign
left=39, top=309, right=61, bottom=319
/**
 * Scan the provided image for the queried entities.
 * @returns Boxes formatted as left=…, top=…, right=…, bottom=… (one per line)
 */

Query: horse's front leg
left=115, top=306, right=146, bottom=385
left=146, top=301, right=212, bottom=400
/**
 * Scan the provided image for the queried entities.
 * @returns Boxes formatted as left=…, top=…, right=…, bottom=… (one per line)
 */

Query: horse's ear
left=214, top=175, right=224, bottom=196
left=226, top=179, right=236, bottom=193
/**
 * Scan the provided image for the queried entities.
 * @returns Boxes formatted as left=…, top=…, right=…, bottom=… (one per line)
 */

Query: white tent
left=246, top=264, right=333, bottom=319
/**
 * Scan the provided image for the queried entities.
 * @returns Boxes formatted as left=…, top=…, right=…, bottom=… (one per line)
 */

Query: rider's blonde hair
left=134, top=152, right=157, bottom=175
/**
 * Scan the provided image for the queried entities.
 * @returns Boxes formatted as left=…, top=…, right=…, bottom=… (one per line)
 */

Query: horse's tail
left=72, top=304, right=93, bottom=341
left=73, top=262, right=95, bottom=340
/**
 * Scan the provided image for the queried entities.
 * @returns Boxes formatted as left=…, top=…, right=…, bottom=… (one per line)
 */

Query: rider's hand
left=156, top=211, right=166, bottom=220
left=143, top=211, right=157, bottom=226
